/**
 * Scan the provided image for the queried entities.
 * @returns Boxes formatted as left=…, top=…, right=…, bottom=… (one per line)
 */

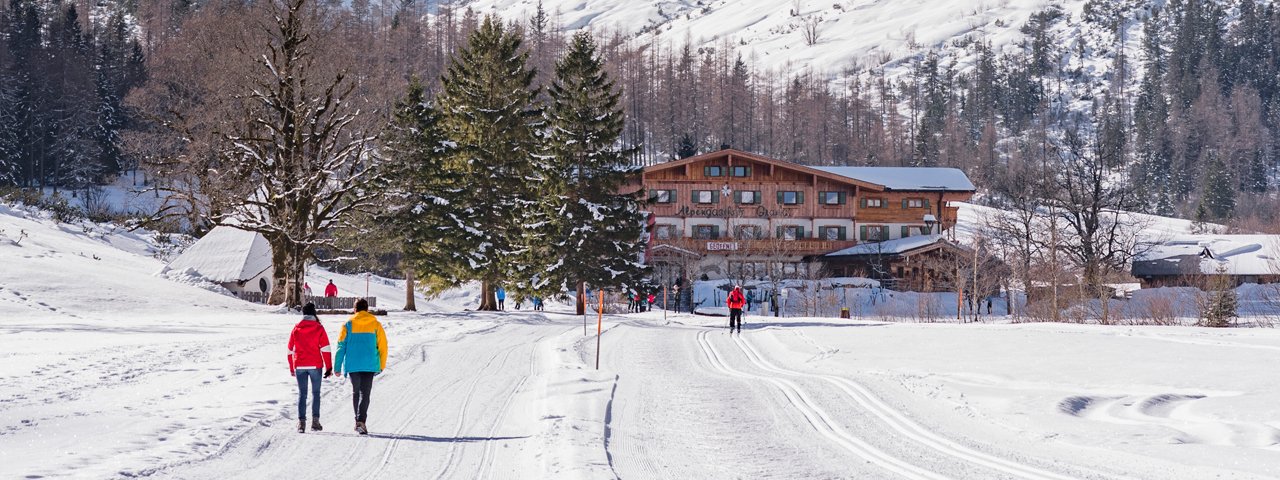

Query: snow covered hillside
left=464, top=0, right=1137, bottom=79
left=6, top=205, right=1280, bottom=479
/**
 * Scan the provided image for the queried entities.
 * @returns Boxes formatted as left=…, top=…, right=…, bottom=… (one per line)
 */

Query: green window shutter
left=712, top=226, right=720, bottom=238
left=839, top=192, right=847, bottom=204
left=860, top=198, right=867, bottom=208
left=777, top=191, right=784, bottom=204
left=711, top=191, right=719, bottom=204
left=754, top=191, right=762, bottom=204
left=859, top=225, right=868, bottom=240
left=924, top=199, right=931, bottom=210
left=745, top=166, right=752, bottom=176
left=704, top=166, right=711, bottom=177
left=839, top=227, right=847, bottom=241
left=797, top=226, right=805, bottom=238
left=881, top=199, right=888, bottom=208
left=797, top=191, right=804, bottom=204
left=901, top=226, right=910, bottom=238
left=902, top=199, right=909, bottom=209
left=691, top=190, right=699, bottom=203
left=776, top=226, right=783, bottom=239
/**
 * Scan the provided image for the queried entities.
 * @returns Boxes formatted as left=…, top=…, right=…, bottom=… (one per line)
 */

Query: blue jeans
left=296, top=368, right=321, bottom=420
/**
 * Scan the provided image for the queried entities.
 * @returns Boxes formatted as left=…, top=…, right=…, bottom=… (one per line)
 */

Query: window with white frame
left=780, top=225, right=805, bottom=241
left=906, top=198, right=925, bottom=208
left=779, top=191, right=803, bottom=205
left=704, top=166, right=724, bottom=177
left=862, top=198, right=884, bottom=208
left=649, top=189, right=675, bottom=204
left=693, top=224, right=720, bottom=239
left=819, top=226, right=847, bottom=241
left=737, top=190, right=760, bottom=204
left=654, top=224, right=678, bottom=240
left=731, top=166, right=751, bottom=177
left=693, top=190, right=716, bottom=204
left=735, top=225, right=762, bottom=239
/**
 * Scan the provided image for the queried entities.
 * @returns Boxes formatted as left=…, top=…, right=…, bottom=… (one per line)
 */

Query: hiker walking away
left=727, top=285, right=746, bottom=334
left=324, top=280, right=338, bottom=298
left=496, top=286, right=506, bottom=310
left=288, top=303, right=333, bottom=433
left=334, top=298, right=387, bottom=435
left=745, top=290, right=755, bottom=313
left=532, top=295, right=544, bottom=311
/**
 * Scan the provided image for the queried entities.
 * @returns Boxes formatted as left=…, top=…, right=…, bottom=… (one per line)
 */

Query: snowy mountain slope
left=463, top=0, right=1144, bottom=79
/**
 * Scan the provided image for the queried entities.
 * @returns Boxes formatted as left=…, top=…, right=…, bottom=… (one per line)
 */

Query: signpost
left=595, top=290, right=604, bottom=370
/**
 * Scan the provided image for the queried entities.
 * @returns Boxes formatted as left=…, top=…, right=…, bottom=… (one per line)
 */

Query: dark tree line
left=0, top=0, right=144, bottom=190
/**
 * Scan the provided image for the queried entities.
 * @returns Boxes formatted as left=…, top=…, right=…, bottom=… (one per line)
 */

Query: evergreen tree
left=1198, top=150, right=1236, bottom=220
left=534, top=31, right=648, bottom=314
left=430, top=16, right=545, bottom=311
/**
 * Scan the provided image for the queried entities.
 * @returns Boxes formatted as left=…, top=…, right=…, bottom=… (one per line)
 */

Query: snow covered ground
left=7, top=205, right=1280, bottom=479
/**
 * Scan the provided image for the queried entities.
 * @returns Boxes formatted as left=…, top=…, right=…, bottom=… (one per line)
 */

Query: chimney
left=720, top=144, right=731, bottom=150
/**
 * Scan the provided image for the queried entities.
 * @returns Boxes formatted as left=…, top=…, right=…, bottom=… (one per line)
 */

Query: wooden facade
left=639, top=149, right=976, bottom=283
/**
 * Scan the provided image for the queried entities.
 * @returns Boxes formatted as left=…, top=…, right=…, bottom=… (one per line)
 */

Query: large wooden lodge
left=636, top=149, right=977, bottom=287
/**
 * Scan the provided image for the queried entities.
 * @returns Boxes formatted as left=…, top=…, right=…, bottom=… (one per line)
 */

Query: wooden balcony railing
left=650, top=237, right=857, bottom=256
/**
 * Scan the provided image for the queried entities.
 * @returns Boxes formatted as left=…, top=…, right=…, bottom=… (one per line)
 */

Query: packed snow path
left=8, top=308, right=1280, bottom=479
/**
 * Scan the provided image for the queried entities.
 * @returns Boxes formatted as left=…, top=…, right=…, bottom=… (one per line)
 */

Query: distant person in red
left=324, top=280, right=338, bottom=297
left=288, top=303, right=333, bottom=433
left=726, top=285, right=746, bottom=334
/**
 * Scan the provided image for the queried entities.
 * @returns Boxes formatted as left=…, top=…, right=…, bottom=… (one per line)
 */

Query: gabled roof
left=810, top=166, right=976, bottom=191
left=644, top=149, right=886, bottom=191
left=167, top=226, right=273, bottom=283
left=645, top=149, right=977, bottom=192
left=1133, top=234, right=1280, bottom=277
left=825, top=234, right=949, bottom=257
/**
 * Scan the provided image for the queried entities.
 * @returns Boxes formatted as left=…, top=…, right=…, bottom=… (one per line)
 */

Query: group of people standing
left=286, top=298, right=387, bottom=435
left=495, top=286, right=543, bottom=311
left=628, top=291, right=657, bottom=312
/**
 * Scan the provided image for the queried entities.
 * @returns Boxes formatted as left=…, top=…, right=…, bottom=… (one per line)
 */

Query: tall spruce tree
left=532, top=31, right=647, bottom=315
left=1198, top=150, right=1236, bottom=221
left=431, top=16, right=544, bottom=311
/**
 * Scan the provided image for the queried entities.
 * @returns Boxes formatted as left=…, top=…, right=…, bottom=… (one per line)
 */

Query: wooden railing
left=650, top=237, right=857, bottom=256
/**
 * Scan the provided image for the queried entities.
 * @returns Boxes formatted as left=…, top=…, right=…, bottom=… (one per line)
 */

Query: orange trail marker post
left=596, top=289, right=604, bottom=370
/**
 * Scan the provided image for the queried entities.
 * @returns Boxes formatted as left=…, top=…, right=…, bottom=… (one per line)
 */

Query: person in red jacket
left=324, top=280, right=338, bottom=298
left=288, top=303, right=333, bottom=433
left=727, top=285, right=746, bottom=334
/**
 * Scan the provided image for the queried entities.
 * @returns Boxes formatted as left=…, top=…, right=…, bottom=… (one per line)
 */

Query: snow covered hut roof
left=811, top=167, right=976, bottom=191
left=1133, top=235, right=1280, bottom=277
left=166, top=226, right=273, bottom=283
left=825, top=234, right=948, bottom=257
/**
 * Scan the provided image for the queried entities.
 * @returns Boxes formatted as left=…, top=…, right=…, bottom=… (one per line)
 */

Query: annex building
left=638, top=149, right=976, bottom=286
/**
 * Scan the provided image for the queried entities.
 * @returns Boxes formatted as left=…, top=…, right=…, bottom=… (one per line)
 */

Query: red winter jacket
left=324, top=283, right=339, bottom=297
left=288, top=316, right=333, bottom=372
left=727, top=289, right=746, bottom=309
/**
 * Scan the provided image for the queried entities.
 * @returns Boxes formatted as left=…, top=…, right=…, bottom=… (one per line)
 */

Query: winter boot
left=297, top=419, right=306, bottom=433
left=355, top=421, right=368, bottom=435
left=311, top=419, right=323, bottom=432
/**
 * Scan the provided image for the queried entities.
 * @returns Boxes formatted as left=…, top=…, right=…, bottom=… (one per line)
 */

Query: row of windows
left=649, top=189, right=930, bottom=209
left=703, top=166, right=752, bottom=177
left=653, top=224, right=932, bottom=242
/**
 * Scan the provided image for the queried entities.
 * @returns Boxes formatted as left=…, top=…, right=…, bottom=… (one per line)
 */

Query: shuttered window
left=692, top=190, right=718, bottom=204
left=819, top=226, right=847, bottom=241
left=777, top=191, right=804, bottom=205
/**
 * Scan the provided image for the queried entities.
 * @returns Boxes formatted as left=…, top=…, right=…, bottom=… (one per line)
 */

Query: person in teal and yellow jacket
left=334, top=298, right=387, bottom=435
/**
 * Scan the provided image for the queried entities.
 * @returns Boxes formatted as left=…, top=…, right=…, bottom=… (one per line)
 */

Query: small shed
left=167, top=225, right=274, bottom=297
left=1132, top=235, right=1280, bottom=288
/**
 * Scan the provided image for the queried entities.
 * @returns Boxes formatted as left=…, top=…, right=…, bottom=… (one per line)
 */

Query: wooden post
left=595, top=289, right=604, bottom=370
left=583, top=286, right=588, bottom=336
left=663, top=284, right=668, bottom=323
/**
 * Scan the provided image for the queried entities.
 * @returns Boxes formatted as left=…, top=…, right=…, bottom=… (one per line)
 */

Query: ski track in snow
left=729, top=332, right=1089, bottom=480
left=697, top=330, right=949, bottom=480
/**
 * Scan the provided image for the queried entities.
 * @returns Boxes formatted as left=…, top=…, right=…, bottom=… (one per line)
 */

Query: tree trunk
left=478, top=279, right=497, bottom=311
left=403, top=268, right=417, bottom=311
left=576, top=280, right=586, bottom=316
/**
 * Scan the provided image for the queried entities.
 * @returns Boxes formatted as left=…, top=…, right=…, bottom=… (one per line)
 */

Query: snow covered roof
left=825, top=235, right=948, bottom=257
left=1133, top=235, right=1280, bottom=277
left=811, top=167, right=976, bottom=191
left=166, top=226, right=273, bottom=283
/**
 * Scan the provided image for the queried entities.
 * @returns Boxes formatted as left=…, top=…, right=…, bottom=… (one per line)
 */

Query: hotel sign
left=706, top=241, right=740, bottom=251
left=676, top=205, right=794, bottom=218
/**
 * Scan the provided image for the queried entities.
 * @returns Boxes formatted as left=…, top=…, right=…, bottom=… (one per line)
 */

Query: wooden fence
left=236, top=292, right=377, bottom=310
